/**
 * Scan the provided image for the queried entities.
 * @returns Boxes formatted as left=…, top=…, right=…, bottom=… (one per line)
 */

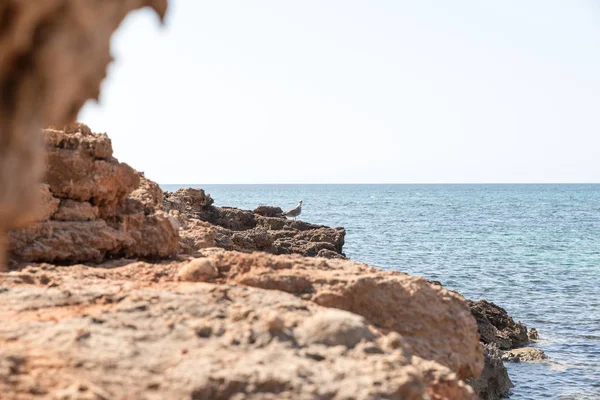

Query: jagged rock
left=294, top=308, right=376, bottom=348
left=163, top=189, right=346, bottom=258
left=170, top=214, right=217, bottom=254
left=0, top=262, right=477, bottom=400
left=528, top=327, right=539, bottom=342
left=162, top=188, right=214, bottom=214
left=253, top=205, right=283, bottom=217
left=195, top=250, right=483, bottom=380
left=43, top=125, right=140, bottom=218
left=0, top=0, right=167, bottom=269
left=126, top=173, right=164, bottom=215
left=468, top=300, right=529, bottom=350
left=8, top=125, right=179, bottom=263
left=502, top=347, right=548, bottom=363
left=468, top=343, right=514, bottom=399
left=115, top=211, right=179, bottom=259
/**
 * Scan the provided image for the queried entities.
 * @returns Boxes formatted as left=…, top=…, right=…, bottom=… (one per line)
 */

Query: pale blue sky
left=80, top=1, right=600, bottom=184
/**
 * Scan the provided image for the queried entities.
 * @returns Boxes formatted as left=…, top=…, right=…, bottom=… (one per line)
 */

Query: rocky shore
left=0, top=124, right=544, bottom=399
left=0, top=4, right=541, bottom=398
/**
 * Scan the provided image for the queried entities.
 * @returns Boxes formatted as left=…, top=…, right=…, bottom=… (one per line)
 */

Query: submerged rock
left=528, top=327, right=540, bottom=342
left=502, top=347, right=548, bottom=363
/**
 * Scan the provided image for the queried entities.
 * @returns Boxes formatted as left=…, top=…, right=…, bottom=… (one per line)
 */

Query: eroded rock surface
left=0, top=261, right=477, bottom=400
left=188, top=250, right=484, bottom=380
left=468, top=343, right=514, bottom=400
left=8, top=125, right=179, bottom=264
left=468, top=299, right=529, bottom=350
left=164, top=189, right=346, bottom=258
left=0, top=0, right=167, bottom=269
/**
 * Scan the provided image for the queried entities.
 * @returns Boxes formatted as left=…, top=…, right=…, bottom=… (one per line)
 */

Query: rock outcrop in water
left=502, top=347, right=548, bottom=363
left=465, top=299, right=537, bottom=398
left=164, top=188, right=346, bottom=259
left=468, top=300, right=529, bottom=349
left=468, top=343, right=514, bottom=400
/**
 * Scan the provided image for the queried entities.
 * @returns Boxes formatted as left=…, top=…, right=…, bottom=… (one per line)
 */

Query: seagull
left=282, top=200, right=302, bottom=220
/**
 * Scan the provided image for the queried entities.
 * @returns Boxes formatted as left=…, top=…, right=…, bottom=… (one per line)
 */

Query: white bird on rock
left=282, top=200, right=302, bottom=220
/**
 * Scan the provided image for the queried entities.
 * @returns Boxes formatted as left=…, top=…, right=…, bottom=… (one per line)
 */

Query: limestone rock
left=0, top=0, right=167, bottom=269
left=33, top=185, right=61, bottom=222
left=198, top=250, right=483, bottom=380
left=8, top=126, right=179, bottom=263
left=0, top=262, right=476, bottom=400
left=468, top=300, right=529, bottom=350
left=253, top=205, right=283, bottom=217
left=177, top=258, right=219, bottom=282
left=502, top=347, right=548, bottom=363
left=126, top=173, right=164, bottom=215
left=8, top=220, right=129, bottom=263
left=163, top=188, right=214, bottom=215
left=294, top=308, right=376, bottom=348
left=52, top=200, right=99, bottom=222
left=163, top=189, right=347, bottom=259
left=43, top=125, right=140, bottom=217
left=468, top=343, right=514, bottom=400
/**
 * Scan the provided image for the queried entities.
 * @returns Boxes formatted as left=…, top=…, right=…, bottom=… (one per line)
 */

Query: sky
left=79, top=0, right=600, bottom=184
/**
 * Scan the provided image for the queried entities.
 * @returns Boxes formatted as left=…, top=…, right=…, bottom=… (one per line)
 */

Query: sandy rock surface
left=185, top=250, right=484, bottom=380
left=0, top=261, right=477, bottom=400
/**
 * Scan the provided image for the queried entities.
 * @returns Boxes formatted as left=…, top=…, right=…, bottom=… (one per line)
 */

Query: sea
left=162, top=183, right=600, bottom=399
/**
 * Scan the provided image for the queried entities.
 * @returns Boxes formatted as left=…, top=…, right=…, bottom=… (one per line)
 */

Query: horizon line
left=159, top=182, right=600, bottom=186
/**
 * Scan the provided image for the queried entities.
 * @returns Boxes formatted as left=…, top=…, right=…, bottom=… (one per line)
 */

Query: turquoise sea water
left=162, top=184, right=600, bottom=399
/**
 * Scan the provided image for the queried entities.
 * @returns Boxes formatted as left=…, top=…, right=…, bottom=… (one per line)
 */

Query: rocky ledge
left=7, top=124, right=179, bottom=265
left=2, top=124, right=544, bottom=399
left=163, top=189, right=346, bottom=259
left=1, top=255, right=482, bottom=399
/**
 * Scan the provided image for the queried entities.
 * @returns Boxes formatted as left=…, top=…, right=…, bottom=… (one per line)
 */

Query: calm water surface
left=162, top=184, right=600, bottom=399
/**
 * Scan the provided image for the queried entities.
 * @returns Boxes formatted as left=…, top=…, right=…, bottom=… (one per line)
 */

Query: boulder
left=8, top=125, right=179, bottom=264
left=528, top=328, right=539, bottom=342
left=468, top=300, right=529, bottom=350
left=253, top=205, right=283, bottom=217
